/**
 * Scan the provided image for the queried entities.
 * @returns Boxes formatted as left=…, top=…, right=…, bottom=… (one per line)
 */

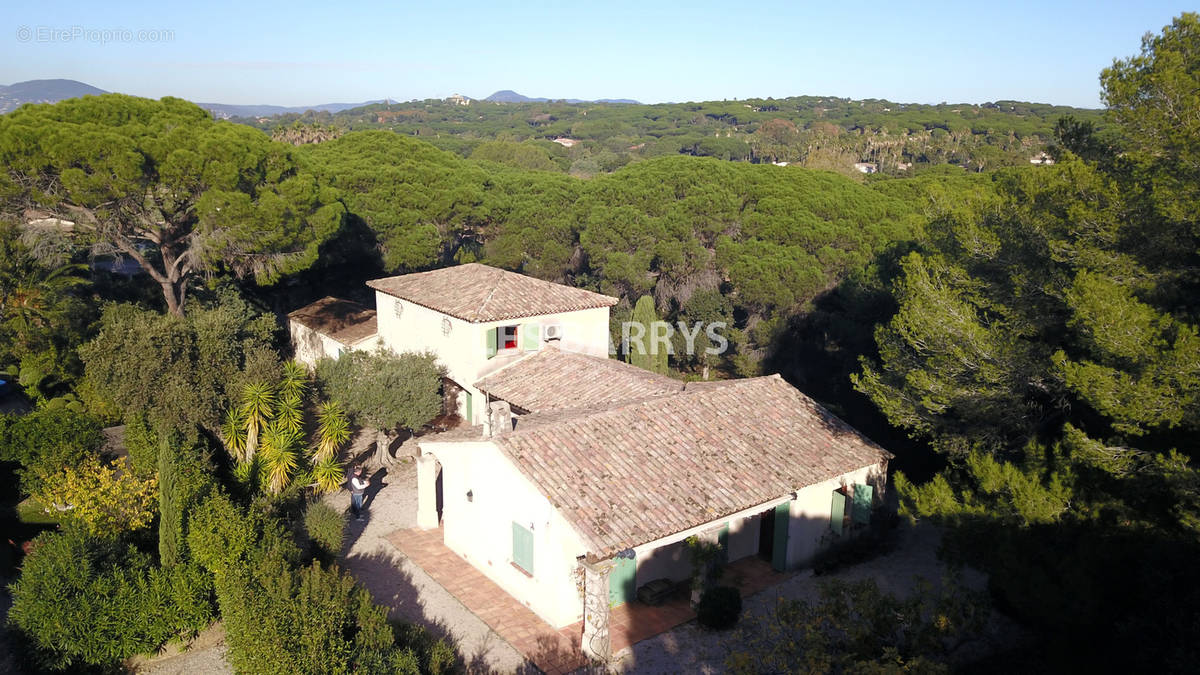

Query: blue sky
left=0, top=1, right=1191, bottom=108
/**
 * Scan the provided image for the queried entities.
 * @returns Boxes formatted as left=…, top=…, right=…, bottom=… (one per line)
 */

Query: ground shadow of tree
left=339, top=547, right=465, bottom=667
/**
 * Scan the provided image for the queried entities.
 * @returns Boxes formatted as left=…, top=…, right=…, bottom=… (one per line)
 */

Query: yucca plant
left=276, top=391, right=305, bottom=435
left=240, top=382, right=276, bottom=462
left=310, top=456, right=347, bottom=495
left=222, top=405, right=248, bottom=462
left=279, top=360, right=308, bottom=400
left=259, top=420, right=301, bottom=495
left=313, top=401, right=351, bottom=464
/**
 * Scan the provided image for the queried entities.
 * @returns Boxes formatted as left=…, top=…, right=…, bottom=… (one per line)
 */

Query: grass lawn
left=16, top=497, right=61, bottom=526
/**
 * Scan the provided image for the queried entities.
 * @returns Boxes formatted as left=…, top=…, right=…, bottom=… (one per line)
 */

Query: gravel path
left=328, top=454, right=529, bottom=674
left=131, top=624, right=230, bottom=675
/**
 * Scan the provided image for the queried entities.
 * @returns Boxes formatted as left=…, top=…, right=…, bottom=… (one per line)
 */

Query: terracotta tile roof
left=366, top=263, right=617, bottom=323
left=287, top=297, right=378, bottom=345
left=475, top=346, right=683, bottom=413
left=488, top=375, right=891, bottom=560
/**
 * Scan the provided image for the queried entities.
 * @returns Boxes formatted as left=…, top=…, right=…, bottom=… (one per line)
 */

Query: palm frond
left=222, top=405, right=248, bottom=462
left=260, top=420, right=301, bottom=495
left=280, top=360, right=308, bottom=400
left=276, top=391, right=304, bottom=434
left=240, top=381, right=276, bottom=461
left=313, top=400, right=351, bottom=463
left=310, top=456, right=347, bottom=495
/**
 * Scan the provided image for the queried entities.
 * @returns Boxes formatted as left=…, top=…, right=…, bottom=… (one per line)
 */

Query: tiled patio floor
left=387, top=526, right=793, bottom=673
left=386, top=526, right=586, bottom=674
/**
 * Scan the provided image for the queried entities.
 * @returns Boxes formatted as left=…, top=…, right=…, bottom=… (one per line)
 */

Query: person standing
left=349, top=466, right=369, bottom=521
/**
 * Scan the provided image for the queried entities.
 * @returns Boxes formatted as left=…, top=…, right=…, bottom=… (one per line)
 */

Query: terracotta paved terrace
left=386, top=526, right=792, bottom=673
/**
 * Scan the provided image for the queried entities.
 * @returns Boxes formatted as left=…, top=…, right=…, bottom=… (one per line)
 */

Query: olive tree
left=316, top=349, right=443, bottom=466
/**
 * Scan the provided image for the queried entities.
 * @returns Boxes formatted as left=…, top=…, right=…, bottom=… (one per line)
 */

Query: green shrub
left=219, top=557, right=427, bottom=674
left=123, top=413, right=160, bottom=477
left=0, top=407, right=103, bottom=495
left=8, top=528, right=213, bottom=671
left=153, top=561, right=217, bottom=638
left=697, top=585, right=742, bottom=630
left=304, top=500, right=347, bottom=558
left=187, top=493, right=291, bottom=576
left=158, top=433, right=218, bottom=567
left=188, top=493, right=451, bottom=674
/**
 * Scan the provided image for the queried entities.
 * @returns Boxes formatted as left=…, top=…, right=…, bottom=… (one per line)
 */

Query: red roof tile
left=487, top=375, right=892, bottom=560
left=475, top=346, right=683, bottom=413
left=366, top=263, right=617, bottom=323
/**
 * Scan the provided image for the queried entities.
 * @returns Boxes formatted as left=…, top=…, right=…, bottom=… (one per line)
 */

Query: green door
left=771, top=502, right=790, bottom=572
left=831, top=490, right=847, bottom=536
left=608, top=555, right=637, bottom=606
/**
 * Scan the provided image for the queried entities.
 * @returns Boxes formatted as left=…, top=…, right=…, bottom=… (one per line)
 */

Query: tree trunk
left=245, top=423, right=259, bottom=463
left=375, top=428, right=393, bottom=466
left=162, top=280, right=184, bottom=317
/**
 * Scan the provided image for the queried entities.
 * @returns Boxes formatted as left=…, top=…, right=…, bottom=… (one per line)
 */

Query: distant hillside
left=200, top=100, right=389, bottom=120
left=484, top=90, right=640, bottom=104
left=0, top=79, right=108, bottom=113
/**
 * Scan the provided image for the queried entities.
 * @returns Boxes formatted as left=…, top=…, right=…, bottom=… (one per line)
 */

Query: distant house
left=552, top=137, right=580, bottom=148
left=854, top=162, right=878, bottom=174
left=895, top=162, right=912, bottom=171
left=446, top=93, right=471, bottom=106
left=1030, top=151, right=1056, bottom=165
left=287, top=297, right=379, bottom=367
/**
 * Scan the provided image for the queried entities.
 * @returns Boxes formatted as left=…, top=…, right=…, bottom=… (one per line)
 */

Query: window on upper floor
left=486, top=323, right=539, bottom=359
left=501, top=325, right=518, bottom=350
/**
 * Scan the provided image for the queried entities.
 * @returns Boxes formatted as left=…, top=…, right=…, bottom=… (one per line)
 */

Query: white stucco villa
left=288, top=263, right=891, bottom=660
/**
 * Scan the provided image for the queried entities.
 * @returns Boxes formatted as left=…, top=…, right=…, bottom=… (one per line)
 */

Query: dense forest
left=240, top=94, right=1103, bottom=177
left=0, top=11, right=1197, bottom=675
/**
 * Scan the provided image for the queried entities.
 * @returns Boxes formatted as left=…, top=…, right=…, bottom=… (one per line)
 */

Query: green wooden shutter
left=852, top=484, right=874, bottom=524
left=485, top=327, right=497, bottom=359
left=521, top=323, right=540, bottom=351
left=831, top=490, right=847, bottom=535
left=772, top=502, right=790, bottom=571
left=512, top=522, right=533, bottom=574
left=464, top=392, right=473, bottom=424
left=608, top=555, right=637, bottom=606
left=718, top=524, right=730, bottom=563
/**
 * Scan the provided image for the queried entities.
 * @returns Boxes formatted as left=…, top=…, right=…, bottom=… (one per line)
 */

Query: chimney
left=486, top=400, right=514, bottom=438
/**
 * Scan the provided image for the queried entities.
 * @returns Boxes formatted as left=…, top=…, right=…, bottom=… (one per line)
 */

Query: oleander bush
left=189, top=493, right=452, bottom=674
left=8, top=527, right=215, bottom=671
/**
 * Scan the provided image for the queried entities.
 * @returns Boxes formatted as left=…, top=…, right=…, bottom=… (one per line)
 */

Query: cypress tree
left=158, top=435, right=182, bottom=567
left=630, top=295, right=669, bottom=374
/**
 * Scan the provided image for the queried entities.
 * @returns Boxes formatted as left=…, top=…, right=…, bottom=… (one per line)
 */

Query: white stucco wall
left=290, top=322, right=380, bottom=369
left=786, top=462, right=884, bottom=566
left=628, top=460, right=887, bottom=585
left=424, top=440, right=589, bottom=628
left=374, top=292, right=611, bottom=424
